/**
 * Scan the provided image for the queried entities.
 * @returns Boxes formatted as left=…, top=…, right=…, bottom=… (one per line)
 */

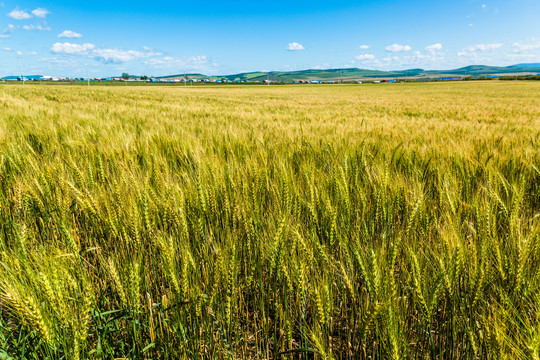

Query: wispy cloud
left=145, top=55, right=218, bottom=73
left=355, top=54, right=375, bottom=60
left=51, top=42, right=163, bottom=63
left=31, top=8, right=49, bottom=18
left=38, top=57, right=83, bottom=67
left=17, top=51, right=37, bottom=56
left=287, top=42, right=304, bottom=51
left=311, top=63, right=330, bottom=70
left=22, top=24, right=51, bottom=31
left=93, top=48, right=159, bottom=63
left=354, top=43, right=446, bottom=70
left=0, top=23, right=15, bottom=37
left=425, top=43, right=442, bottom=52
left=507, top=38, right=540, bottom=61
left=358, top=45, right=369, bottom=50
left=511, top=38, right=540, bottom=53
left=8, top=9, right=32, bottom=20
left=52, top=42, right=95, bottom=54
left=58, top=30, right=82, bottom=38
left=7, top=7, right=50, bottom=20
left=386, top=43, right=412, bottom=52
left=457, top=43, right=503, bottom=57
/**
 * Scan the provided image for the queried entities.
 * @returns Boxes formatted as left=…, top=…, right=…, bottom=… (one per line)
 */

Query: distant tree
left=122, top=73, right=130, bottom=80
left=141, top=75, right=148, bottom=81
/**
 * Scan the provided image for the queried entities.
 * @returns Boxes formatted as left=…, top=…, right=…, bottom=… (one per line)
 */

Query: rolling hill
left=2, top=64, right=539, bottom=82
left=159, top=63, right=540, bottom=82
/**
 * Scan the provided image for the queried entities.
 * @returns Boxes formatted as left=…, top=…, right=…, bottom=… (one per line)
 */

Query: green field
left=0, top=82, right=540, bottom=359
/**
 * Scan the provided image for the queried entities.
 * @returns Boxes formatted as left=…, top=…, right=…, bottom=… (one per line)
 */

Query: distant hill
left=159, top=64, right=540, bottom=82
left=511, top=63, right=540, bottom=68
left=2, top=63, right=539, bottom=82
left=436, top=64, right=540, bottom=75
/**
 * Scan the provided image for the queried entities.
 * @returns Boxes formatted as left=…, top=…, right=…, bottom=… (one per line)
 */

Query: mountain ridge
left=158, top=63, right=540, bottom=82
left=2, top=64, right=539, bottom=82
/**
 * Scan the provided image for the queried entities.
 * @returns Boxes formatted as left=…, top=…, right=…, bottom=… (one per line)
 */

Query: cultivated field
left=0, top=82, right=539, bottom=359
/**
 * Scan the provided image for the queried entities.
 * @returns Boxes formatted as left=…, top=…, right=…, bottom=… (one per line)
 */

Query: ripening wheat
left=0, top=81, right=539, bottom=359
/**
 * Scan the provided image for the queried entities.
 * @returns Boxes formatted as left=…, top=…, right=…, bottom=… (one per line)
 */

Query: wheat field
left=0, top=82, right=539, bottom=359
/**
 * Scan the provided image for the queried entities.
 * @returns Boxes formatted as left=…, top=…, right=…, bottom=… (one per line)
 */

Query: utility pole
left=87, top=68, right=90, bottom=87
left=17, top=56, right=24, bottom=85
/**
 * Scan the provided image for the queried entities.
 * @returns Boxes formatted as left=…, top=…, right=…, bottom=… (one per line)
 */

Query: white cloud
left=409, top=50, right=445, bottom=64
left=8, top=9, right=31, bottom=20
left=145, top=55, right=217, bottom=73
left=511, top=38, right=540, bottom=53
left=482, top=4, right=487, bottom=8
left=425, top=43, right=443, bottom=51
left=0, top=24, right=14, bottom=37
left=287, top=42, right=305, bottom=51
left=92, top=48, right=150, bottom=63
left=52, top=42, right=95, bottom=55
left=7, top=7, right=49, bottom=21
left=58, top=30, right=82, bottom=38
left=17, top=51, right=37, bottom=56
left=31, top=8, right=49, bottom=18
left=457, top=43, right=503, bottom=57
left=51, top=42, right=163, bottom=64
left=22, top=24, right=51, bottom=31
left=38, top=57, right=82, bottom=67
left=358, top=45, right=369, bottom=50
left=312, top=64, right=330, bottom=70
left=353, top=45, right=448, bottom=70
left=355, top=54, right=375, bottom=60
left=2, top=47, right=11, bottom=51
left=386, top=43, right=412, bottom=52
left=507, top=38, right=540, bottom=62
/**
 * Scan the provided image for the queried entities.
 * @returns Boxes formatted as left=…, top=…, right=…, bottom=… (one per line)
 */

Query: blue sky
left=1, top=0, right=539, bottom=77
